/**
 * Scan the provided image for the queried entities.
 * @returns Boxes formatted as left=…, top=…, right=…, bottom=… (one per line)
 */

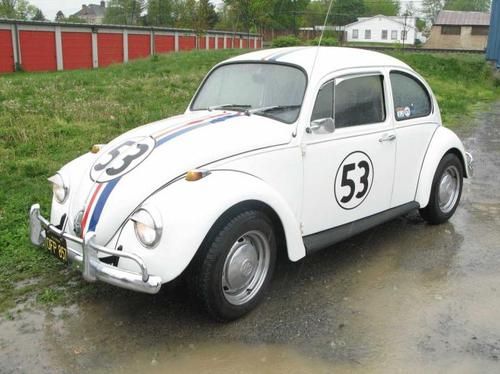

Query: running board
left=303, top=202, right=420, bottom=255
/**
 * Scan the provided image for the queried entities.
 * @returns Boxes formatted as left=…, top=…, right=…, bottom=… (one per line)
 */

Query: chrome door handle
left=379, top=134, right=396, bottom=143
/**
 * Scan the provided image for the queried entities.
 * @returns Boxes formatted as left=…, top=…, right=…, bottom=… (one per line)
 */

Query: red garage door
left=226, top=38, right=233, bottom=49
left=0, top=30, right=14, bottom=73
left=98, top=33, right=123, bottom=67
left=20, top=31, right=56, bottom=72
left=249, top=39, right=255, bottom=49
left=179, top=36, right=195, bottom=51
left=199, top=35, right=206, bottom=49
left=62, top=32, right=92, bottom=70
left=155, top=35, right=174, bottom=54
left=128, top=34, right=150, bottom=60
left=208, top=37, right=215, bottom=49
left=256, top=39, right=261, bottom=49
left=217, top=37, right=224, bottom=49
left=242, top=39, right=248, bottom=48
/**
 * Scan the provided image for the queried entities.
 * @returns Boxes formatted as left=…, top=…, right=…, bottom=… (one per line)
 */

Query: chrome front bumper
left=465, top=152, right=474, bottom=177
left=29, top=204, right=162, bottom=294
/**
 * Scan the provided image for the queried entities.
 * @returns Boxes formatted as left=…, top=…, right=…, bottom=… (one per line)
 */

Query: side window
left=390, top=71, right=432, bottom=121
left=335, top=75, right=386, bottom=128
left=311, top=81, right=334, bottom=121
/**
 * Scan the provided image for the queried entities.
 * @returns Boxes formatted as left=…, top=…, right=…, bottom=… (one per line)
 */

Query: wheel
left=189, top=210, right=277, bottom=321
left=419, top=153, right=463, bottom=225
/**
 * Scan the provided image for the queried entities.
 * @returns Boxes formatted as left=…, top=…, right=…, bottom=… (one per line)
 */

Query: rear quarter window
left=390, top=71, right=432, bottom=121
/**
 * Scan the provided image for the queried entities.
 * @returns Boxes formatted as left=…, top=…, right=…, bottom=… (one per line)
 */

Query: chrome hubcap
left=438, top=165, right=460, bottom=214
left=222, top=230, right=270, bottom=306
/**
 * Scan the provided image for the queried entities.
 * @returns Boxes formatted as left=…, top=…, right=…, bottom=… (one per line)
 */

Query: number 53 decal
left=90, top=137, right=156, bottom=183
left=334, top=151, right=374, bottom=210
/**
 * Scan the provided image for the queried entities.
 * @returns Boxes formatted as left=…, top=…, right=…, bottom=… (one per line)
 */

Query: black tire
left=419, top=153, right=463, bottom=225
left=189, top=210, right=277, bottom=321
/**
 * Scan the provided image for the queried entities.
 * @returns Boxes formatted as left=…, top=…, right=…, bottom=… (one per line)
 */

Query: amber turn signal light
left=185, top=169, right=211, bottom=182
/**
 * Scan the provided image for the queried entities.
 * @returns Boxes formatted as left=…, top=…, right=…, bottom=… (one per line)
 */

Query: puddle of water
left=102, top=343, right=342, bottom=374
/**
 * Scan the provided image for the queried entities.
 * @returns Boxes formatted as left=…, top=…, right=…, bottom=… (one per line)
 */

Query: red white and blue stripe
left=80, top=111, right=242, bottom=237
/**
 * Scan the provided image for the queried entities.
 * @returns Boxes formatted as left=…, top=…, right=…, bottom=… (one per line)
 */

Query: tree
left=331, top=0, right=364, bottom=26
left=364, top=0, right=400, bottom=17
left=444, top=0, right=491, bottom=12
left=55, top=10, right=65, bottom=21
left=416, top=18, right=426, bottom=32
left=197, top=0, right=218, bottom=29
left=66, top=15, right=88, bottom=23
left=302, top=0, right=328, bottom=27
left=104, top=0, right=145, bottom=25
left=146, top=0, right=173, bottom=26
left=0, top=0, right=37, bottom=19
left=171, top=0, right=197, bottom=28
left=31, top=8, right=45, bottom=21
left=422, top=0, right=444, bottom=22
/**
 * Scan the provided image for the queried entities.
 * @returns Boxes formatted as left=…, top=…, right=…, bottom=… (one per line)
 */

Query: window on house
left=441, top=26, right=461, bottom=35
left=391, top=30, right=398, bottom=40
left=401, top=30, right=407, bottom=40
left=382, top=30, right=388, bottom=40
left=365, top=30, right=371, bottom=39
left=390, top=71, right=432, bottom=121
left=352, top=29, right=359, bottom=39
left=471, top=26, right=489, bottom=35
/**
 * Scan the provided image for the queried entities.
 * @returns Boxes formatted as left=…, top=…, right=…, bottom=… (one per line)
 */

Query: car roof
left=224, top=46, right=412, bottom=79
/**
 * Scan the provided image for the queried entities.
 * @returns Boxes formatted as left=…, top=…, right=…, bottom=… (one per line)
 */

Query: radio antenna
left=310, top=0, right=335, bottom=77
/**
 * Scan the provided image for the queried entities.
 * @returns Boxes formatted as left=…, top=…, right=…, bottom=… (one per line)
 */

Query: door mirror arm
left=307, top=118, right=335, bottom=134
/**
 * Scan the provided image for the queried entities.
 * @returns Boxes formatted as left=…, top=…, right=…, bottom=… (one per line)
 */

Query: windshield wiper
left=251, top=105, right=301, bottom=116
left=207, top=104, right=251, bottom=111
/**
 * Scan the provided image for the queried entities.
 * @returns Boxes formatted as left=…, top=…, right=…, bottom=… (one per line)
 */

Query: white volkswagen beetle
left=29, top=47, right=472, bottom=320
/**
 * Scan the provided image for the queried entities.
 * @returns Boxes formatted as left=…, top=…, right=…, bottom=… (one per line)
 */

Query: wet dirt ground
left=2, top=104, right=500, bottom=373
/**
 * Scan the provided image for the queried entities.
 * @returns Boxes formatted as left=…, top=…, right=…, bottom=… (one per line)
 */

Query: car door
left=301, top=71, right=396, bottom=236
left=388, top=70, right=439, bottom=207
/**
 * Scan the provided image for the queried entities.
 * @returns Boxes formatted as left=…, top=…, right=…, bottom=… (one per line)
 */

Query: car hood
left=63, top=110, right=294, bottom=244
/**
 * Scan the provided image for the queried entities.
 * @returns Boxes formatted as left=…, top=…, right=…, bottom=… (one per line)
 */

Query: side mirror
left=309, top=117, right=335, bottom=133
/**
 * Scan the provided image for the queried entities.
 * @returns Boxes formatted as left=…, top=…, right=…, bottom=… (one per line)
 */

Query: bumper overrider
left=29, top=204, right=162, bottom=294
left=465, top=152, right=474, bottom=177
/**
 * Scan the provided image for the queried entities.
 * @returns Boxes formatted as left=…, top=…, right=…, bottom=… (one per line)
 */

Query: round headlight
left=48, top=173, right=69, bottom=203
left=132, top=208, right=162, bottom=248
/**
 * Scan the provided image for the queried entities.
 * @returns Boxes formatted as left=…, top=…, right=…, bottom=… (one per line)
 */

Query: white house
left=344, top=15, right=417, bottom=45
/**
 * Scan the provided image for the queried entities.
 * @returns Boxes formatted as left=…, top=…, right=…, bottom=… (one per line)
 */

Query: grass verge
left=0, top=49, right=498, bottom=313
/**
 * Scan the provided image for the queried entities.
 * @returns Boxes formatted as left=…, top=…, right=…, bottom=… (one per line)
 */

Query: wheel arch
left=193, top=200, right=288, bottom=267
left=415, top=126, right=469, bottom=209
left=446, top=147, right=467, bottom=178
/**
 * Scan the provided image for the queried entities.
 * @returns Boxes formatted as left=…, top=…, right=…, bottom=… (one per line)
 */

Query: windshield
left=191, top=63, right=307, bottom=124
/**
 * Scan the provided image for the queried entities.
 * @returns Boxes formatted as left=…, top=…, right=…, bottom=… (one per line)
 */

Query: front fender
left=415, top=126, right=469, bottom=209
left=118, top=170, right=305, bottom=283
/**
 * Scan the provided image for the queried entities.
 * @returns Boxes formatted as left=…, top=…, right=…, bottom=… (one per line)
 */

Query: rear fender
left=415, top=126, right=469, bottom=209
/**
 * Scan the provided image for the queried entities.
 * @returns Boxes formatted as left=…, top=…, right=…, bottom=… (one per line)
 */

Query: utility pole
left=402, top=13, right=408, bottom=52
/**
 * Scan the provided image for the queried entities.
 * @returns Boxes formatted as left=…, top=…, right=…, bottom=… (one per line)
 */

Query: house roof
left=73, top=4, right=105, bottom=18
left=345, top=15, right=416, bottom=29
left=435, top=10, right=490, bottom=26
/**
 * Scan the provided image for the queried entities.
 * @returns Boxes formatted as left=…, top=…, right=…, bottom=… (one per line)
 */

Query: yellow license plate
left=45, top=230, right=68, bottom=263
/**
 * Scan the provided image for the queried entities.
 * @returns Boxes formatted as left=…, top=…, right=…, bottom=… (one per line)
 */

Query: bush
left=271, top=35, right=302, bottom=48
left=308, top=37, right=338, bottom=47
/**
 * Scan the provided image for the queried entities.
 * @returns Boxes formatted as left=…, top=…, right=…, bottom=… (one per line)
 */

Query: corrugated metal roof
left=435, top=10, right=490, bottom=26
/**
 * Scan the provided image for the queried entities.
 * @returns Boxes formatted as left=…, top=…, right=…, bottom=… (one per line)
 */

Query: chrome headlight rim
left=48, top=173, right=69, bottom=204
left=131, top=206, right=163, bottom=249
